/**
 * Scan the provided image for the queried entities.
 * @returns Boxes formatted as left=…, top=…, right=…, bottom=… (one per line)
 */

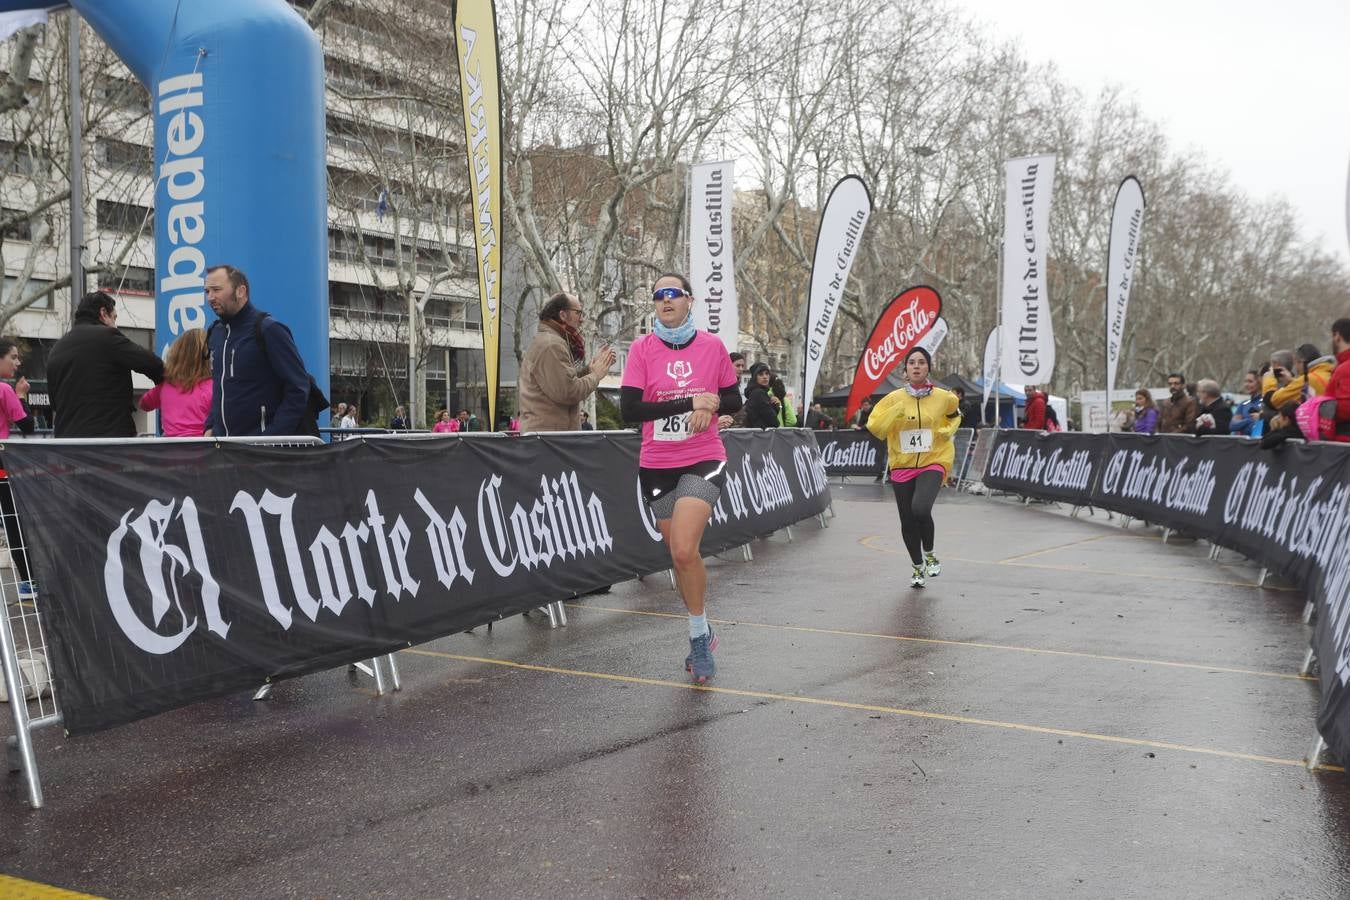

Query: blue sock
left=689, top=613, right=709, bottom=639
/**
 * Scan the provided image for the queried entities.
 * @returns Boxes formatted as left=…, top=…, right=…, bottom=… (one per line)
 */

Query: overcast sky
left=955, top=0, right=1350, bottom=265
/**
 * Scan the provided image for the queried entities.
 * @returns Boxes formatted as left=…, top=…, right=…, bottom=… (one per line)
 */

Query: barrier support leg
left=817, top=512, right=828, bottom=529
left=553, top=601, right=568, bottom=627
left=1120, top=516, right=1133, bottom=529
left=1162, top=528, right=1172, bottom=544
left=667, top=569, right=677, bottom=591
left=741, top=544, right=753, bottom=562
left=1301, top=646, right=1316, bottom=677
left=784, top=525, right=794, bottom=543
left=385, top=654, right=403, bottom=691
left=1257, top=567, right=1269, bottom=587
left=1307, top=734, right=1327, bottom=771
left=1302, top=600, right=1316, bottom=625
left=0, top=606, right=42, bottom=808
left=543, top=604, right=558, bottom=629
left=371, top=657, right=387, bottom=695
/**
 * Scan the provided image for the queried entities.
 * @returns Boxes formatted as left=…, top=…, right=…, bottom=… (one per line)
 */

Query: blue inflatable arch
left=0, top=0, right=328, bottom=391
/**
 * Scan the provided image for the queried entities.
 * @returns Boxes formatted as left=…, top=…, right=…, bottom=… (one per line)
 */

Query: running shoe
left=910, top=565, right=926, bottom=588
left=924, top=552, right=941, bottom=578
left=16, top=581, right=36, bottom=601
left=685, top=626, right=719, bottom=683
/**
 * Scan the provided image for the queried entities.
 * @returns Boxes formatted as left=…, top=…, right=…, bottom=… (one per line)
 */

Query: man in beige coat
left=518, top=292, right=615, bottom=431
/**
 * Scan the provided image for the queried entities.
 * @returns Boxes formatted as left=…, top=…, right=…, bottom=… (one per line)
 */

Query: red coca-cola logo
left=844, top=286, right=942, bottom=423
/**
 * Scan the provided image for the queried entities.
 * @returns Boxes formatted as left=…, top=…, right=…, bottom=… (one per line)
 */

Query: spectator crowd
left=1112, top=317, right=1350, bottom=445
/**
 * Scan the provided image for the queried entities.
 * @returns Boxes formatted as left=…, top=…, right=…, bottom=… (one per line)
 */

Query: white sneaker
left=910, top=565, right=926, bottom=588
left=924, top=553, right=941, bottom=578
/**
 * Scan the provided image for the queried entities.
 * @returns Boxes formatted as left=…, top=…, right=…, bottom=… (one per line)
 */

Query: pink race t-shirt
left=622, top=331, right=738, bottom=468
left=0, top=382, right=25, bottom=439
left=139, top=380, right=212, bottom=436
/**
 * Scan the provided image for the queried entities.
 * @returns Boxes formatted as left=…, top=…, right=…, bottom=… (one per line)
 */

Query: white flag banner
left=0, top=9, right=50, bottom=43
left=981, top=326, right=1001, bottom=408
left=916, top=316, right=949, bottom=356
left=802, top=175, right=872, bottom=403
left=688, top=160, right=738, bottom=347
left=1000, top=154, right=1057, bottom=384
left=1105, top=176, right=1145, bottom=397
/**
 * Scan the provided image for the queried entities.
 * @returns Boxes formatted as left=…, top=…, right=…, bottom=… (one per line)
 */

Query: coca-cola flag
left=844, top=286, right=942, bottom=423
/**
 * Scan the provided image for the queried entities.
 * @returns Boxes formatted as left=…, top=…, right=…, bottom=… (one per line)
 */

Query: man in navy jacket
left=203, top=265, right=314, bottom=437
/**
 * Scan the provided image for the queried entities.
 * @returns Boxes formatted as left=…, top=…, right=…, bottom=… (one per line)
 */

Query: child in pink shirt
left=140, top=329, right=212, bottom=436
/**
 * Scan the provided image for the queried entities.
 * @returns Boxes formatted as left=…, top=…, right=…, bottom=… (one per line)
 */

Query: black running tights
left=891, top=471, right=942, bottom=566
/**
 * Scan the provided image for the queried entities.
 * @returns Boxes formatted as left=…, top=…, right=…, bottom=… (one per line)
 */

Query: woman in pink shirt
left=432, top=409, right=458, bottom=433
left=620, top=273, right=743, bottom=683
left=139, top=329, right=212, bottom=436
left=0, top=338, right=37, bottom=600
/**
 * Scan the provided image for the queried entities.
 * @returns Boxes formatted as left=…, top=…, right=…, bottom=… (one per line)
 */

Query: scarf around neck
left=653, top=314, right=696, bottom=346
left=904, top=381, right=935, bottom=398
left=544, top=318, right=585, bottom=362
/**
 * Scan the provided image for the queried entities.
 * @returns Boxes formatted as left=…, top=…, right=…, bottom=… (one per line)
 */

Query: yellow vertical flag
left=454, top=0, right=503, bottom=428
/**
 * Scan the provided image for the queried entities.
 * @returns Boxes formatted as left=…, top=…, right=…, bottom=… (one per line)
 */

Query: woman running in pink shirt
left=620, top=273, right=743, bottom=683
left=140, top=329, right=212, bottom=436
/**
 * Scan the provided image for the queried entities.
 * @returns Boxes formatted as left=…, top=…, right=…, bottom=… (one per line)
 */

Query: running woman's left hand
left=688, top=409, right=714, bottom=434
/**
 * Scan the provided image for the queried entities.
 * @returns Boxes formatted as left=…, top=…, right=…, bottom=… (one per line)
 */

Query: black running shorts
left=639, top=459, right=728, bottom=520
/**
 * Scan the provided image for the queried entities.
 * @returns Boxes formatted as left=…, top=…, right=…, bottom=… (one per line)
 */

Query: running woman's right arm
left=620, top=387, right=698, bottom=424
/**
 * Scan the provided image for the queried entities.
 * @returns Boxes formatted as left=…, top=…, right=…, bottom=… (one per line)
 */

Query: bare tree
left=1, top=17, right=154, bottom=331
left=315, top=0, right=478, bottom=426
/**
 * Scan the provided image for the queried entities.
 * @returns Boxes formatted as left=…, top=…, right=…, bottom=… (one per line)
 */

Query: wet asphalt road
left=3, top=483, right=1349, bottom=898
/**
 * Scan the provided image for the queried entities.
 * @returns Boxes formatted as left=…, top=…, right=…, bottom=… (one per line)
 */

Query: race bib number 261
left=655, top=412, right=692, bottom=441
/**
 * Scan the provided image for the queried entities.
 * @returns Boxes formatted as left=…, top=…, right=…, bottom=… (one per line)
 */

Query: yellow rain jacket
left=1269, top=358, right=1335, bottom=410
left=866, top=386, right=962, bottom=480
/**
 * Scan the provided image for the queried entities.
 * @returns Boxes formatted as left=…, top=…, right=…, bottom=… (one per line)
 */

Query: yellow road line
left=567, top=603, right=1315, bottom=683
left=997, top=534, right=1110, bottom=563
left=0, top=875, right=104, bottom=898
left=402, top=648, right=1342, bottom=773
left=860, top=534, right=1299, bottom=592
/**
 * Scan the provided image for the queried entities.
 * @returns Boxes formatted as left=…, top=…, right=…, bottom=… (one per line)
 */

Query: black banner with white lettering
left=981, top=429, right=1097, bottom=504
left=814, top=429, right=886, bottom=475
left=2, top=430, right=830, bottom=735
left=983, top=430, right=1350, bottom=767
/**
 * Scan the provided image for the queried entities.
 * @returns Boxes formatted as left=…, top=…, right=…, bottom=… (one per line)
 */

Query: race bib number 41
left=900, top=428, right=933, bottom=452
left=655, top=412, right=693, bottom=441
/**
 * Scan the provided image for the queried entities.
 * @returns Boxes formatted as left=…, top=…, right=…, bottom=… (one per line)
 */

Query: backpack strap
left=253, top=313, right=273, bottom=367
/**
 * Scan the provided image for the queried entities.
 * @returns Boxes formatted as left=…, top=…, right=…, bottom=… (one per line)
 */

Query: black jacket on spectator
left=1193, top=397, right=1233, bottom=436
left=958, top=398, right=982, bottom=430
left=47, top=322, right=165, bottom=438
left=743, top=382, right=780, bottom=429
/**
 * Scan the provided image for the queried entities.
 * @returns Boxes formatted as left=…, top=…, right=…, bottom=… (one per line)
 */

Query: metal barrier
left=0, top=436, right=403, bottom=809
left=0, top=471, right=58, bottom=810
left=962, top=427, right=1002, bottom=492
left=949, top=428, right=977, bottom=488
